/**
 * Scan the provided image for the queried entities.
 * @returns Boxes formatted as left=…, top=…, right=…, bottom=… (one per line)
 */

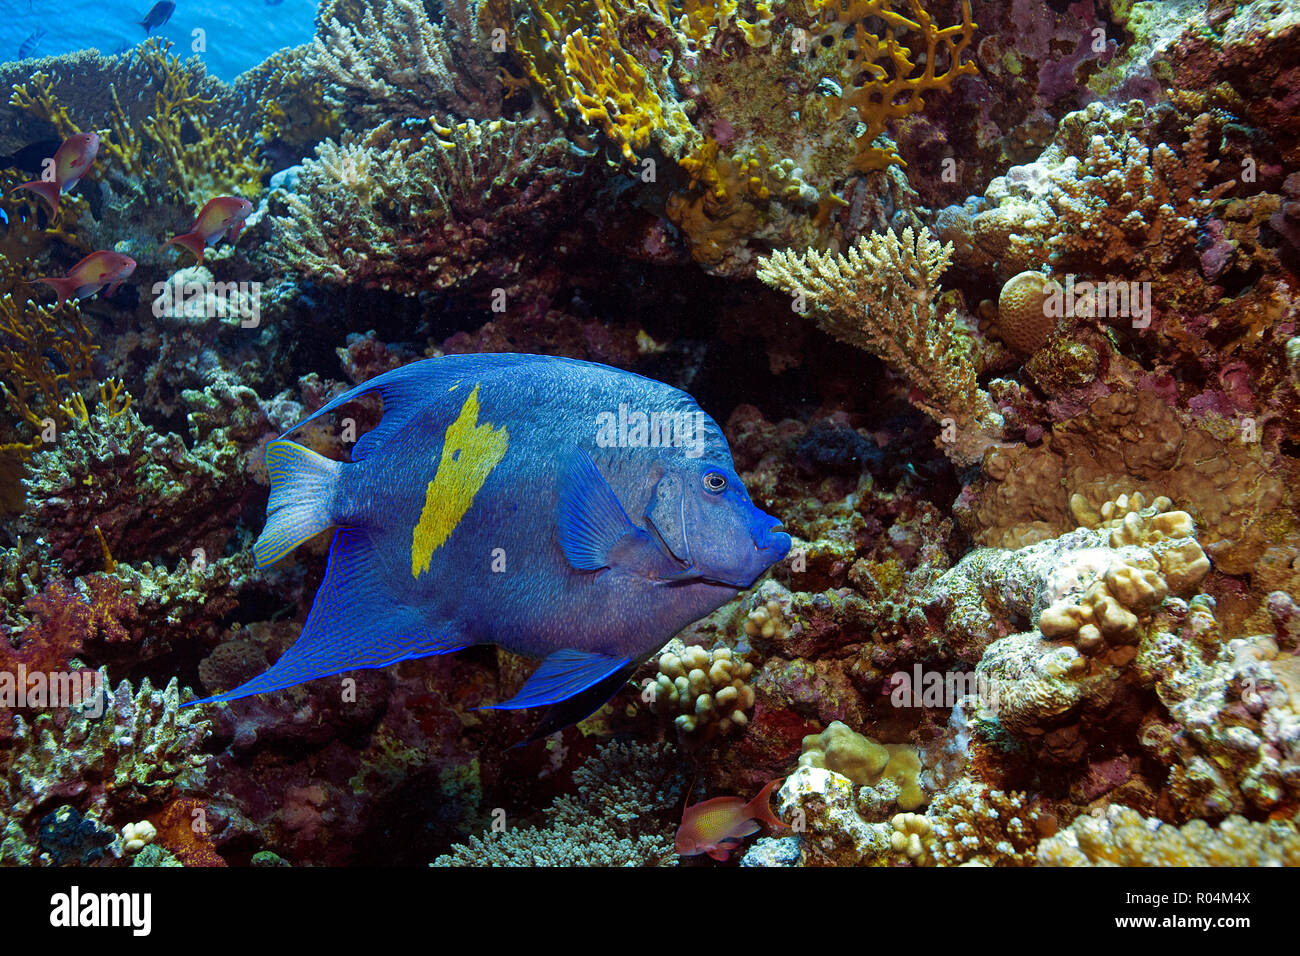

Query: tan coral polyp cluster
left=650, top=645, right=756, bottom=736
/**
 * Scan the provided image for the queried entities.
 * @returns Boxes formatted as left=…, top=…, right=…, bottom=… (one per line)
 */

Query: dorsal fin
left=282, top=354, right=538, bottom=460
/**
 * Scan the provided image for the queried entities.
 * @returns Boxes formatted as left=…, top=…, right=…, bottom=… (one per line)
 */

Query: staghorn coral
left=267, top=116, right=593, bottom=299
left=310, top=0, right=501, bottom=125
left=0, top=673, right=217, bottom=863
left=648, top=641, right=756, bottom=739
left=757, top=226, right=1003, bottom=466
left=433, top=740, right=685, bottom=866
left=1038, top=804, right=1300, bottom=866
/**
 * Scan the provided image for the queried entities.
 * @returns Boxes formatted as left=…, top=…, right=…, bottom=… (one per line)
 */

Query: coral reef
left=432, top=740, right=685, bottom=866
left=267, top=116, right=594, bottom=305
left=1039, top=804, right=1300, bottom=866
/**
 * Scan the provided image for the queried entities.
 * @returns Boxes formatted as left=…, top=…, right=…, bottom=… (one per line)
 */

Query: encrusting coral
left=1038, top=804, right=1300, bottom=866
left=798, top=720, right=924, bottom=811
left=757, top=225, right=1004, bottom=466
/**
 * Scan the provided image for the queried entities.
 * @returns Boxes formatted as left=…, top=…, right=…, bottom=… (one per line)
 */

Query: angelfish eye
left=703, top=472, right=727, bottom=494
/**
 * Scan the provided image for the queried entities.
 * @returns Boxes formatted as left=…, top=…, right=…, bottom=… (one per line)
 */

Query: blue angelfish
left=191, top=354, right=790, bottom=737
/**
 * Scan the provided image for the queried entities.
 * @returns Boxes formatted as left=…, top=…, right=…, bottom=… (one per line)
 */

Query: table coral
left=267, top=116, right=593, bottom=300
left=757, top=226, right=1004, bottom=466
left=310, top=0, right=500, bottom=125
left=1038, top=804, right=1300, bottom=866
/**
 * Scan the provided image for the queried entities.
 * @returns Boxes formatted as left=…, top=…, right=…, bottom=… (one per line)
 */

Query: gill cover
left=646, top=472, right=690, bottom=564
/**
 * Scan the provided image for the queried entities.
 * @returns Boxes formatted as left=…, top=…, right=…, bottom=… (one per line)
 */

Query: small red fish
left=33, top=250, right=137, bottom=308
left=675, top=777, right=787, bottom=862
left=9, top=132, right=99, bottom=218
left=162, top=196, right=254, bottom=265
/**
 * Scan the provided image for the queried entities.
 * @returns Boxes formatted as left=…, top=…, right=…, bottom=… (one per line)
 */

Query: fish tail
left=31, top=275, right=74, bottom=309
left=252, top=439, right=342, bottom=567
left=162, top=230, right=205, bottom=264
left=10, top=179, right=59, bottom=216
left=746, top=777, right=788, bottom=829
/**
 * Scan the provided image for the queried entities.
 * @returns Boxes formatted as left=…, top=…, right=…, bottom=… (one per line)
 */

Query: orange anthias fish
left=675, top=777, right=787, bottom=862
left=33, top=250, right=137, bottom=308
left=162, top=196, right=254, bottom=265
left=9, top=132, right=99, bottom=217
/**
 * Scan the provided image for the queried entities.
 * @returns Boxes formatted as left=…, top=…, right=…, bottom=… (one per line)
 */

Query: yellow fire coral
left=808, top=0, right=978, bottom=172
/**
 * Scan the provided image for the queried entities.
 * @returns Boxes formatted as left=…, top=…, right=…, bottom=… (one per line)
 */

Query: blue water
left=2, top=0, right=317, bottom=80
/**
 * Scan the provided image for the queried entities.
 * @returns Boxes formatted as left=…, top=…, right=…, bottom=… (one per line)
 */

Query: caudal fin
left=162, top=230, right=206, bottom=264
left=31, top=275, right=77, bottom=309
left=10, top=179, right=59, bottom=216
left=252, top=439, right=341, bottom=567
left=746, top=777, right=787, bottom=829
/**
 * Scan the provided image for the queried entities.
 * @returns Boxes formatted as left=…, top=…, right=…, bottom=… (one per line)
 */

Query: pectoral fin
left=555, top=448, right=638, bottom=571
left=485, top=648, right=631, bottom=712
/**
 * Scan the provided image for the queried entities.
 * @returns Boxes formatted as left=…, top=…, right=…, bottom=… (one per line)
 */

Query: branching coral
left=757, top=226, right=1003, bottom=465
left=268, top=116, right=593, bottom=297
left=1039, top=804, right=1300, bottom=866
left=23, top=386, right=245, bottom=574
left=0, top=294, right=97, bottom=454
left=310, top=0, right=501, bottom=125
left=15, top=42, right=266, bottom=211
left=432, top=740, right=685, bottom=865
left=0, top=673, right=217, bottom=863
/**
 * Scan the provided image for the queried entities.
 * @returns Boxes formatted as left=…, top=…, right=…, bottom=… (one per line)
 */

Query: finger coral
left=648, top=642, right=757, bottom=739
